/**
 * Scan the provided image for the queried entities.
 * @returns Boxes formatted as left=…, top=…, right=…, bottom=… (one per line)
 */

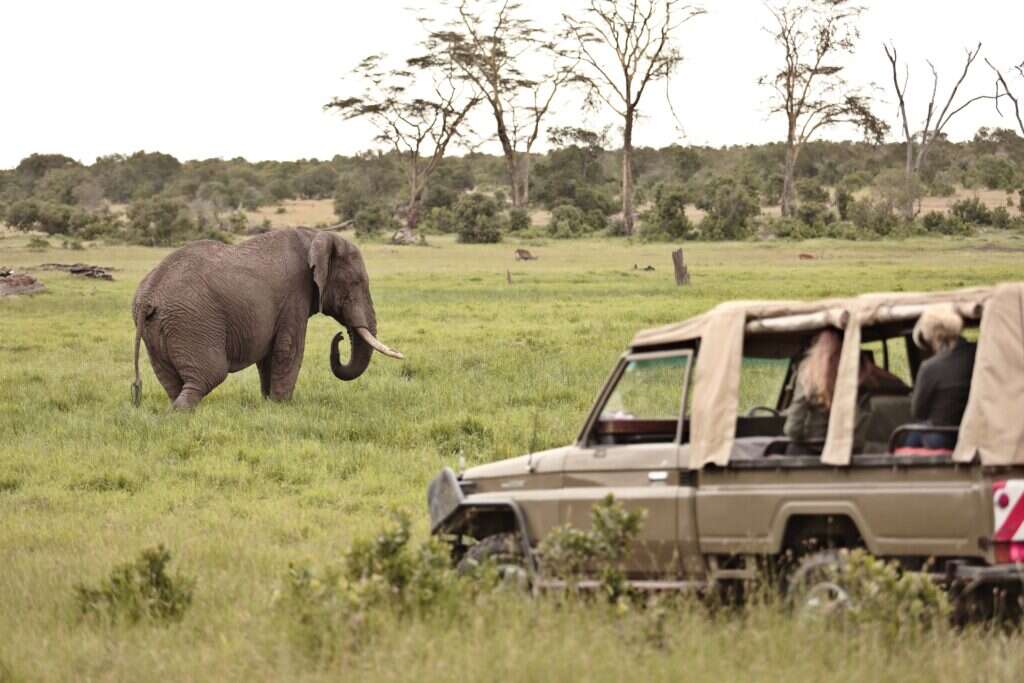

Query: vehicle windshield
left=601, top=355, right=690, bottom=421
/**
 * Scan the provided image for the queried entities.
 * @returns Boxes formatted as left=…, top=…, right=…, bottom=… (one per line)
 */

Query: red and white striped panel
left=992, top=480, right=1024, bottom=542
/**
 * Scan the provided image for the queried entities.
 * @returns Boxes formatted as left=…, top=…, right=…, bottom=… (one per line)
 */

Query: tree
left=761, top=1, right=886, bottom=217
left=325, top=53, right=480, bottom=241
left=883, top=43, right=993, bottom=219
left=564, top=0, right=705, bottom=235
left=987, top=59, right=1024, bottom=136
left=425, top=0, right=577, bottom=207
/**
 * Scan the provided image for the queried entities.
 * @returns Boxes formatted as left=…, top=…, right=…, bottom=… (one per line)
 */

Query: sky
left=1, top=0, right=1022, bottom=169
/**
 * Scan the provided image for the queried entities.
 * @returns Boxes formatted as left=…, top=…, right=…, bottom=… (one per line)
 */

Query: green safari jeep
left=427, top=283, right=1024, bottom=610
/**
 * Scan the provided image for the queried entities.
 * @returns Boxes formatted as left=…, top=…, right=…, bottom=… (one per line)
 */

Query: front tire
left=457, top=533, right=528, bottom=588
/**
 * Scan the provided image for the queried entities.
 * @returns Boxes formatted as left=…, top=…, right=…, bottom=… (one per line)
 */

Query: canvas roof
left=628, top=284, right=1022, bottom=468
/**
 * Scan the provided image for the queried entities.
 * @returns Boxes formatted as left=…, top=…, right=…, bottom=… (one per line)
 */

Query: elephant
left=131, top=227, right=402, bottom=410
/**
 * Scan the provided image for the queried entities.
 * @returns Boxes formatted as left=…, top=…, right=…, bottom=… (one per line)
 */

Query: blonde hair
left=913, top=304, right=963, bottom=354
left=799, top=328, right=842, bottom=409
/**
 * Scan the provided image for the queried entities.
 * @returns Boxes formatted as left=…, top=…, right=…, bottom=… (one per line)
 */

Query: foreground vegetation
left=2, top=231, right=1024, bottom=681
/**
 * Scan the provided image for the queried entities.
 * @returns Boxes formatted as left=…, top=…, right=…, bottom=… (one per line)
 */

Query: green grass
left=1, top=230, right=1023, bottom=681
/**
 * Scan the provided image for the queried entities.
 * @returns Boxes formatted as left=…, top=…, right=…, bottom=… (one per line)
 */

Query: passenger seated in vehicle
left=784, top=330, right=906, bottom=455
left=906, top=304, right=977, bottom=450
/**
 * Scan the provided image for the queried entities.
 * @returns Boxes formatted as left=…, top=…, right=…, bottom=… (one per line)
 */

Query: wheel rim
left=800, top=580, right=850, bottom=617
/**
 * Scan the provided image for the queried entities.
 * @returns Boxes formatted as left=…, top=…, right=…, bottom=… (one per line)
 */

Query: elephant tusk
left=356, top=327, right=404, bottom=360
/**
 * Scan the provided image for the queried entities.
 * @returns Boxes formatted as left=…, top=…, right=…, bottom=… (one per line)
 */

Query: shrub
left=274, top=513, right=462, bottom=661
left=641, top=186, right=694, bottom=241
left=921, top=211, right=970, bottom=236
left=951, top=197, right=992, bottom=225
left=834, top=187, right=853, bottom=220
left=354, top=206, right=398, bottom=239
left=27, top=236, right=50, bottom=250
left=75, top=545, right=195, bottom=625
left=795, top=202, right=835, bottom=229
left=454, top=193, right=502, bottom=243
left=538, top=495, right=644, bottom=601
left=990, top=206, right=1012, bottom=229
left=767, top=216, right=825, bottom=240
left=547, top=204, right=593, bottom=238
left=847, top=198, right=897, bottom=237
left=796, top=179, right=829, bottom=204
left=126, top=197, right=198, bottom=246
left=697, top=179, right=759, bottom=241
left=827, top=549, right=950, bottom=639
left=507, top=207, right=530, bottom=232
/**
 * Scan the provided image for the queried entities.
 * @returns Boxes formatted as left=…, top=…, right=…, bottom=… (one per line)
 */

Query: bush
left=990, top=206, right=1012, bottom=229
left=766, top=216, right=825, bottom=240
left=950, top=197, right=992, bottom=225
left=421, top=206, right=456, bottom=234
left=126, top=197, right=198, bottom=246
left=27, top=235, right=50, bottom=250
left=354, top=206, right=399, bottom=239
left=507, top=207, right=530, bottom=232
left=847, top=198, right=897, bottom=237
left=795, top=202, right=835, bottom=229
left=538, top=495, right=644, bottom=601
left=827, top=549, right=950, bottom=639
left=75, top=545, right=195, bottom=625
left=796, top=179, right=829, bottom=204
left=834, top=187, right=853, bottom=220
left=547, top=204, right=600, bottom=239
left=274, top=513, right=463, bottom=661
left=697, top=179, right=759, bottom=241
left=641, top=186, right=694, bottom=241
left=453, top=193, right=502, bottom=243
left=921, top=211, right=971, bottom=236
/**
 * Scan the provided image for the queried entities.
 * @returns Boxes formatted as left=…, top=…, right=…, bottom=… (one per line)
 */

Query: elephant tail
left=131, top=303, right=151, bottom=407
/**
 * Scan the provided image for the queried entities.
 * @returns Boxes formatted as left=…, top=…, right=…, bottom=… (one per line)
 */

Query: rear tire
left=787, top=550, right=851, bottom=618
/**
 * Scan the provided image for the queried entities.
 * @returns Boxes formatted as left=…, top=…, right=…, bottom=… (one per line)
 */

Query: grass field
left=2, top=228, right=1024, bottom=681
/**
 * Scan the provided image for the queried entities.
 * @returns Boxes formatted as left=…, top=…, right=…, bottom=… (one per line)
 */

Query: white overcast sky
left=1, top=1, right=1022, bottom=168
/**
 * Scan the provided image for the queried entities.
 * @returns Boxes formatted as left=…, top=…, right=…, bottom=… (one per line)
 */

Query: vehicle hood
left=463, top=445, right=570, bottom=480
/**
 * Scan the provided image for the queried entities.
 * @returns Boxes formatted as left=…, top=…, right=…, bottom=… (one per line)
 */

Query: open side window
left=586, top=349, right=694, bottom=446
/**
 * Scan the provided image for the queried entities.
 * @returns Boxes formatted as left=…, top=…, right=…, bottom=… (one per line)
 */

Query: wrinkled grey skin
left=131, top=228, right=397, bottom=410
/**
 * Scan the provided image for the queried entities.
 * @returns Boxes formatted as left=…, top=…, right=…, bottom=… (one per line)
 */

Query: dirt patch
left=0, top=268, right=45, bottom=297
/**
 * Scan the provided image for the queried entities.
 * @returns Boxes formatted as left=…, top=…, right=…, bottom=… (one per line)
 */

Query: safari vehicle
left=427, top=283, right=1024, bottom=610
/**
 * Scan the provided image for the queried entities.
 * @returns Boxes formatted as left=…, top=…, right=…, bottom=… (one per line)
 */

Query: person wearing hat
left=909, top=304, right=977, bottom=449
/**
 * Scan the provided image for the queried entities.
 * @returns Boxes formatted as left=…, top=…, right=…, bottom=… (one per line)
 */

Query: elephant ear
left=308, top=232, right=335, bottom=313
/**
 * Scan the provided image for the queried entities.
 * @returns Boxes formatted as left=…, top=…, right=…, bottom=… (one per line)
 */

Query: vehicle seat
left=889, top=424, right=959, bottom=456
left=863, top=394, right=912, bottom=452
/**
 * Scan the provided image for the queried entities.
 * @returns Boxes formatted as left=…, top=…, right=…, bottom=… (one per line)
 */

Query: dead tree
left=671, top=248, right=689, bottom=285
left=564, top=0, right=705, bottom=236
left=325, top=54, right=480, bottom=242
left=761, top=1, right=886, bottom=218
left=425, top=0, right=577, bottom=207
left=987, top=59, right=1024, bottom=136
left=883, top=42, right=993, bottom=219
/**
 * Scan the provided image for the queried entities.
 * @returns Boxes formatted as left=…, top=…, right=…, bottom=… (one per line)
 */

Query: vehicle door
left=560, top=349, right=694, bottom=578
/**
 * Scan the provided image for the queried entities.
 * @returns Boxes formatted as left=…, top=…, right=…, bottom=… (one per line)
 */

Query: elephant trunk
left=329, top=327, right=403, bottom=382
left=330, top=329, right=372, bottom=381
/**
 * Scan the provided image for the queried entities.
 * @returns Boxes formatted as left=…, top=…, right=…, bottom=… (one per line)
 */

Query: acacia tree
left=761, top=0, right=886, bottom=217
left=325, top=54, right=480, bottom=242
left=987, top=59, right=1024, bottom=136
left=564, top=0, right=705, bottom=236
left=424, top=0, right=577, bottom=207
left=883, top=43, right=993, bottom=220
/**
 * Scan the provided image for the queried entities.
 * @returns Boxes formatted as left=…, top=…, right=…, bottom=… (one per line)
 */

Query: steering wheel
left=745, top=405, right=781, bottom=418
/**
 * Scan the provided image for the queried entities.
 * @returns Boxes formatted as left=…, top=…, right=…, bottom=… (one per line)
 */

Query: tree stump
left=671, top=249, right=690, bottom=286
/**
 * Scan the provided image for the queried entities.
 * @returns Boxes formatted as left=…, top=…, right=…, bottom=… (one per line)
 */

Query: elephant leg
left=257, top=356, right=273, bottom=399
left=166, top=332, right=229, bottom=411
left=268, top=320, right=307, bottom=402
left=143, top=337, right=183, bottom=400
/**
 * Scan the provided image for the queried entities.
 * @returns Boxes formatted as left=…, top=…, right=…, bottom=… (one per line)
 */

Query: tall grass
left=1, top=231, right=1023, bottom=680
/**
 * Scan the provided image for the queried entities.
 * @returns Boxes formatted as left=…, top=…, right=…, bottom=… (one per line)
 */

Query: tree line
left=2, top=0, right=1024, bottom=246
